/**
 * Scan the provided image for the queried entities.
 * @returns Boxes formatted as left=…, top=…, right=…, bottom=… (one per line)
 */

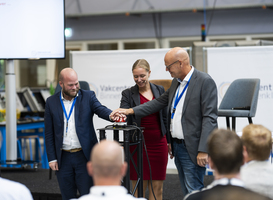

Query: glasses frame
left=166, top=60, right=180, bottom=70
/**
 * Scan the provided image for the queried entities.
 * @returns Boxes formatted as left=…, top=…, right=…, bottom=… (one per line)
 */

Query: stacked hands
left=109, top=108, right=208, bottom=167
left=110, top=108, right=133, bottom=122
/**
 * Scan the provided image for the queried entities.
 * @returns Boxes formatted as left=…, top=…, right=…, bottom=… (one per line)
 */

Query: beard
left=62, top=84, right=79, bottom=99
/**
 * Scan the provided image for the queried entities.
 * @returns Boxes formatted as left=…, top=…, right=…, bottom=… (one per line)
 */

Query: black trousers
left=56, top=150, right=93, bottom=200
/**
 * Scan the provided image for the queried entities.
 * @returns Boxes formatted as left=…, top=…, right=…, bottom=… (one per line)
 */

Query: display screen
left=0, top=0, right=65, bottom=59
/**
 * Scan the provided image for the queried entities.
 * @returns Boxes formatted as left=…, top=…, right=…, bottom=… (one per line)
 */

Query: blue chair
left=218, top=79, right=260, bottom=131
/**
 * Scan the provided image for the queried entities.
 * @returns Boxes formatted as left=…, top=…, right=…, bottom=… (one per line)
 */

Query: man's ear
left=59, top=81, right=63, bottom=89
left=87, top=161, right=93, bottom=176
left=243, top=145, right=249, bottom=164
left=121, top=162, right=128, bottom=177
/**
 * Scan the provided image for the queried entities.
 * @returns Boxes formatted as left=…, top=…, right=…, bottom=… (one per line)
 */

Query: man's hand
left=110, top=109, right=127, bottom=122
left=49, top=161, right=59, bottom=171
left=197, top=152, right=208, bottom=167
left=110, top=110, right=126, bottom=122
left=110, top=108, right=134, bottom=121
left=117, top=108, right=134, bottom=115
left=168, top=143, right=174, bottom=159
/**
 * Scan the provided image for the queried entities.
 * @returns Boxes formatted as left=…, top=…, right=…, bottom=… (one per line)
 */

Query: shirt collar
left=61, top=90, right=78, bottom=101
left=211, top=178, right=244, bottom=187
left=90, top=186, right=128, bottom=196
left=244, top=160, right=269, bottom=167
left=177, top=66, right=194, bottom=83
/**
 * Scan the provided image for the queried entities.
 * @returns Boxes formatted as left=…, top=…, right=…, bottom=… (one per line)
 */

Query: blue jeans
left=173, top=141, right=206, bottom=196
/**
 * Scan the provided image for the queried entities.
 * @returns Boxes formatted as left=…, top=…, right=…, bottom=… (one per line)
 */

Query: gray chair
left=54, top=80, right=90, bottom=94
left=78, top=81, right=90, bottom=90
left=218, top=78, right=260, bottom=131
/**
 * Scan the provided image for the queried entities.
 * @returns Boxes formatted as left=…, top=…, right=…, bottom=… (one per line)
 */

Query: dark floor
left=0, top=167, right=214, bottom=200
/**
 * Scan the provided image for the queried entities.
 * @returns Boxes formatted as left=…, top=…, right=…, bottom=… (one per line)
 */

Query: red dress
left=130, top=94, right=168, bottom=180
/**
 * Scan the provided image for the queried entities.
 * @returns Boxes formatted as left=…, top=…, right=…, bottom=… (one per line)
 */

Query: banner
left=71, top=49, right=179, bottom=169
left=207, top=46, right=273, bottom=133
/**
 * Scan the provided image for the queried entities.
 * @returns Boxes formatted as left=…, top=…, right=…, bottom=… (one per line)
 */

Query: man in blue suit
left=45, top=68, right=116, bottom=200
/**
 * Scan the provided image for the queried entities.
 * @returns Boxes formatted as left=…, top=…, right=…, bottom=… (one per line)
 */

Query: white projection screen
left=0, top=0, right=65, bottom=59
left=71, top=49, right=180, bottom=170
left=207, top=46, right=273, bottom=133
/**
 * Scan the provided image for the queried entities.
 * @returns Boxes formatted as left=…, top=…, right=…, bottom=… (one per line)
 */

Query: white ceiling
left=65, top=0, right=273, bottom=17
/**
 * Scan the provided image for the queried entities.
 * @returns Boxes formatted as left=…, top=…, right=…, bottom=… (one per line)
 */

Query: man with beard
left=45, top=68, right=117, bottom=200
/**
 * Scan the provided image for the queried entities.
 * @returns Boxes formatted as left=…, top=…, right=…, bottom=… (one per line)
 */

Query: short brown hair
left=132, top=59, right=150, bottom=72
left=241, top=124, right=272, bottom=161
left=207, top=129, right=243, bottom=174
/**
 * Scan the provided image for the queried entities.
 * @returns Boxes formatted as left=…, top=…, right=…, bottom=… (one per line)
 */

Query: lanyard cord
left=60, top=93, right=77, bottom=133
left=171, top=75, right=192, bottom=119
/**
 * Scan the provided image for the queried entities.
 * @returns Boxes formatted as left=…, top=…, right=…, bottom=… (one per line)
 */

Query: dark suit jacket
left=44, top=89, right=112, bottom=168
left=120, top=82, right=167, bottom=136
left=133, top=69, right=218, bottom=165
left=184, top=185, right=271, bottom=200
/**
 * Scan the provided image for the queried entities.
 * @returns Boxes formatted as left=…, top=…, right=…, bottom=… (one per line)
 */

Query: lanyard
left=60, top=93, right=77, bottom=134
left=171, top=75, right=192, bottom=119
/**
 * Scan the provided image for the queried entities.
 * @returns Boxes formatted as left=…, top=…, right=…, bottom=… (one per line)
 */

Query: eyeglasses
left=166, top=60, right=180, bottom=70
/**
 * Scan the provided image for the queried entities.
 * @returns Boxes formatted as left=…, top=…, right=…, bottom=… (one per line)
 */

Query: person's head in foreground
left=207, top=129, right=243, bottom=178
left=241, top=124, right=272, bottom=163
left=87, top=140, right=127, bottom=186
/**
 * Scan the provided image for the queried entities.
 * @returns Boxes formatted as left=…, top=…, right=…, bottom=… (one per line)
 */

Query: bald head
left=59, top=68, right=78, bottom=82
left=165, top=47, right=190, bottom=66
left=90, top=140, right=125, bottom=178
left=164, top=47, right=191, bottom=80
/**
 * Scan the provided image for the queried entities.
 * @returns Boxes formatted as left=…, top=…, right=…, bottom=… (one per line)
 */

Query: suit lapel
left=56, top=92, right=64, bottom=125
left=150, top=83, right=160, bottom=98
left=168, top=79, right=180, bottom=112
left=182, top=70, right=198, bottom=114
left=131, top=85, right=140, bottom=106
left=74, top=90, right=82, bottom=126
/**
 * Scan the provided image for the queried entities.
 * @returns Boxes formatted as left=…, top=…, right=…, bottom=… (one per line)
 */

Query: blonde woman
left=120, top=59, right=168, bottom=200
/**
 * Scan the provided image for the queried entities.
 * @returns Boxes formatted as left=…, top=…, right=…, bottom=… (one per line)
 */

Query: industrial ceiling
left=65, top=0, right=273, bottom=17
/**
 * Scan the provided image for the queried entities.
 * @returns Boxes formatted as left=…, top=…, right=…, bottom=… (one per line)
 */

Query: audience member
left=241, top=124, right=273, bottom=199
left=184, top=129, right=271, bottom=200
left=0, top=132, right=33, bottom=200
left=75, top=140, right=146, bottom=200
